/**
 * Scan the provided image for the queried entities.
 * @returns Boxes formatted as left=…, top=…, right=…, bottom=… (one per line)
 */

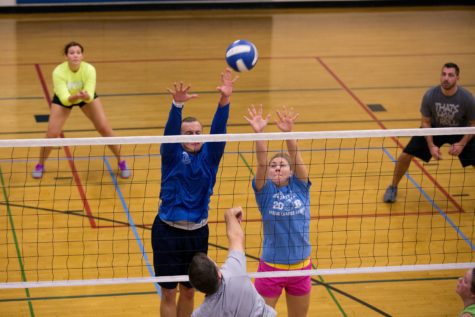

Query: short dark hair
left=182, top=116, right=200, bottom=124
left=188, top=253, right=220, bottom=295
left=471, top=267, right=475, bottom=294
left=443, top=62, right=460, bottom=76
left=64, top=41, right=84, bottom=55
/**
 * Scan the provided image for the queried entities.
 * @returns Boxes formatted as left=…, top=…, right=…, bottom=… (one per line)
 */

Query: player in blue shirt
left=245, top=104, right=312, bottom=317
left=152, top=68, right=238, bottom=317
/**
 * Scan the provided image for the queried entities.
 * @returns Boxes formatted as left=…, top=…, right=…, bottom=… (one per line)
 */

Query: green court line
left=0, top=167, right=35, bottom=316
left=315, top=266, right=347, bottom=317
left=0, top=291, right=154, bottom=302
left=238, top=152, right=349, bottom=316
left=238, top=152, right=255, bottom=176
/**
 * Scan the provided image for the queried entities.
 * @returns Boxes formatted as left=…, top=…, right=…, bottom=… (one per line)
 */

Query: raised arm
left=161, top=82, right=199, bottom=157
left=167, top=81, right=199, bottom=106
left=216, top=68, right=238, bottom=107
left=207, top=69, right=238, bottom=163
left=275, top=106, right=309, bottom=181
left=225, top=206, right=244, bottom=252
left=163, top=82, right=198, bottom=136
left=244, top=104, right=271, bottom=191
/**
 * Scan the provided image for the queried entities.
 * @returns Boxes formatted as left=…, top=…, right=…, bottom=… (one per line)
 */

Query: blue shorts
left=151, top=216, right=208, bottom=289
left=404, top=134, right=475, bottom=167
left=52, top=93, right=98, bottom=108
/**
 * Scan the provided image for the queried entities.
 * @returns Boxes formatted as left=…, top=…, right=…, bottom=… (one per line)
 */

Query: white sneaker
left=32, top=164, right=44, bottom=179
left=118, top=160, right=131, bottom=179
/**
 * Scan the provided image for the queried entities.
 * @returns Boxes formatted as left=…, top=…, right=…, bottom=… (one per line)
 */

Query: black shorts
left=404, top=134, right=475, bottom=167
left=51, top=93, right=98, bottom=108
left=151, top=216, right=209, bottom=289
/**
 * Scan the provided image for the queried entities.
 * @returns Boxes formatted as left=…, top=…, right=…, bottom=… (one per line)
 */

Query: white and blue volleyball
left=225, top=40, right=258, bottom=72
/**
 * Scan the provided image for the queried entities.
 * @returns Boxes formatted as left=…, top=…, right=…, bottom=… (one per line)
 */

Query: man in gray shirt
left=189, top=207, right=277, bottom=317
left=384, top=62, right=475, bottom=203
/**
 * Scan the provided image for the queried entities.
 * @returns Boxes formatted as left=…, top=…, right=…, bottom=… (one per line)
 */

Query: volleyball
left=225, top=40, right=258, bottom=72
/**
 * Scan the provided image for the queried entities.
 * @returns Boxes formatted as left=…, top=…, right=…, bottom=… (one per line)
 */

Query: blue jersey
left=158, top=103, right=229, bottom=224
left=253, top=175, right=311, bottom=264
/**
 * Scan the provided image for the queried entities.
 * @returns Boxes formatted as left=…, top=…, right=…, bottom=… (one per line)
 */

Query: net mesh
left=0, top=127, right=474, bottom=288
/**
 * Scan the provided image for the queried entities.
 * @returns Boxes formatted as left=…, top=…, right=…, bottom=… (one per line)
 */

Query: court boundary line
left=315, top=57, right=466, bottom=215
left=102, top=157, right=161, bottom=297
left=0, top=167, right=35, bottom=316
left=383, top=149, right=475, bottom=251
left=34, top=63, right=97, bottom=228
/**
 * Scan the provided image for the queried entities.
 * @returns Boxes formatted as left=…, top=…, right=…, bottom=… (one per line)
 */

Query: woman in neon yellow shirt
left=457, top=267, right=475, bottom=317
left=33, top=41, right=130, bottom=179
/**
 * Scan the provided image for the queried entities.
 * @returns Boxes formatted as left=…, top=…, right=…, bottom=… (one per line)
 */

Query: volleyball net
left=0, top=127, right=474, bottom=289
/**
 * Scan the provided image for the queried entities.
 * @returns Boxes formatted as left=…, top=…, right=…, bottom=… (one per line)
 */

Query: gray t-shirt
left=192, top=250, right=277, bottom=317
left=420, top=86, right=475, bottom=127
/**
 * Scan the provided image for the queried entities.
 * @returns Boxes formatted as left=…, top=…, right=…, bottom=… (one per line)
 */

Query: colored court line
left=34, top=63, right=97, bottom=228
left=103, top=157, right=161, bottom=297
left=0, top=181, right=389, bottom=315
left=238, top=152, right=392, bottom=316
left=313, top=264, right=347, bottom=317
left=315, top=57, right=465, bottom=215
left=383, top=149, right=475, bottom=252
left=0, top=167, right=35, bottom=317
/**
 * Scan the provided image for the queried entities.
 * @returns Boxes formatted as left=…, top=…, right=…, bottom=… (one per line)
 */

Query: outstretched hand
left=244, top=104, right=271, bottom=133
left=167, top=82, right=198, bottom=103
left=275, top=106, right=299, bottom=132
left=217, top=68, right=239, bottom=98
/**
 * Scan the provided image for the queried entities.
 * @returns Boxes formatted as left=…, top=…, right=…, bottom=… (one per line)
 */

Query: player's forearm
left=224, top=210, right=244, bottom=251
left=256, top=140, right=268, bottom=167
left=210, top=104, right=229, bottom=134
left=163, top=104, right=182, bottom=136
left=424, top=135, right=435, bottom=148
left=458, top=134, right=473, bottom=145
left=421, top=117, right=434, bottom=147
left=218, top=94, right=230, bottom=107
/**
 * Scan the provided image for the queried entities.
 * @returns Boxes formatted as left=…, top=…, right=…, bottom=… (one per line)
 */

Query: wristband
left=172, top=100, right=184, bottom=108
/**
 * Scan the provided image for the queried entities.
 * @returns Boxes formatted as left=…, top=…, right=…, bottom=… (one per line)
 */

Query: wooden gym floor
left=0, top=5, right=474, bottom=317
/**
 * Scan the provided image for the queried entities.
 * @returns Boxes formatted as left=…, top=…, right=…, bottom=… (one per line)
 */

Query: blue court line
left=102, top=157, right=161, bottom=297
left=382, top=147, right=475, bottom=252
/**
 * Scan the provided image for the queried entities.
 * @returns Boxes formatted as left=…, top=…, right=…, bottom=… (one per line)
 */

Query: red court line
left=315, top=57, right=465, bottom=213
left=34, top=63, right=97, bottom=228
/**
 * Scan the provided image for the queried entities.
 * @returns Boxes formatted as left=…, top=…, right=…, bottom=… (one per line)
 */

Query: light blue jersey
left=253, top=175, right=311, bottom=264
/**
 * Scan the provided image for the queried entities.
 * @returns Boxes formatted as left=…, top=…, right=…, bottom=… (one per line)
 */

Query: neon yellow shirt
left=461, top=304, right=475, bottom=317
left=52, top=61, right=96, bottom=106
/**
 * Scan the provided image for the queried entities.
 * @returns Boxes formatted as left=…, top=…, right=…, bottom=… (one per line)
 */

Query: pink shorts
left=254, top=260, right=312, bottom=298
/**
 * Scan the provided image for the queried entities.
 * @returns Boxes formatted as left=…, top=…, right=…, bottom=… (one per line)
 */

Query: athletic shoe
left=118, top=160, right=131, bottom=179
left=32, top=164, right=44, bottom=179
left=383, top=185, right=398, bottom=203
